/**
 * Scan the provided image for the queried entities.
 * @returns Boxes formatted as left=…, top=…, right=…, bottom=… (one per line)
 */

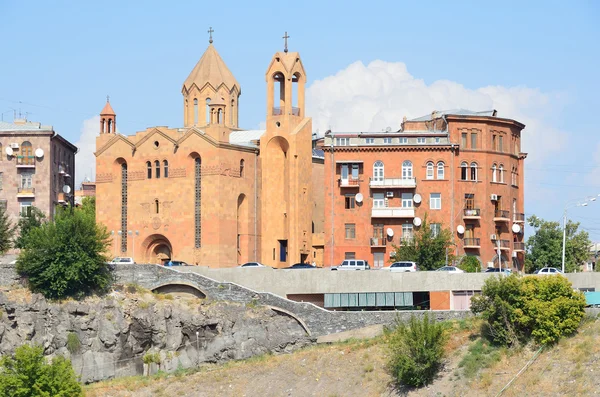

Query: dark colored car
left=485, top=267, right=512, bottom=274
left=286, top=263, right=316, bottom=269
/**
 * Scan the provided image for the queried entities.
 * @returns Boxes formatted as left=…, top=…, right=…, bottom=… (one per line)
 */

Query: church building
left=95, top=36, right=324, bottom=268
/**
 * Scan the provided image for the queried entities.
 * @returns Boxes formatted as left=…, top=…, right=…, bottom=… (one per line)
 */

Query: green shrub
left=387, top=315, right=447, bottom=387
left=471, top=274, right=586, bottom=346
left=458, top=339, right=503, bottom=378
left=0, top=344, right=82, bottom=396
left=66, top=332, right=81, bottom=354
left=458, top=256, right=480, bottom=273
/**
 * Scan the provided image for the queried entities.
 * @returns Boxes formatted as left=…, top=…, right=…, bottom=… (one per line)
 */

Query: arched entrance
left=141, top=234, right=173, bottom=265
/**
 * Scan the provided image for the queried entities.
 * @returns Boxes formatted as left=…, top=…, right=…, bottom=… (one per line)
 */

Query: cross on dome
left=282, top=31, right=290, bottom=53
left=208, top=27, right=214, bottom=44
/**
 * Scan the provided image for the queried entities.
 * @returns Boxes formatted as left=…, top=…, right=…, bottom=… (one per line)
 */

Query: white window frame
left=430, top=193, right=441, bottom=210
left=430, top=223, right=441, bottom=238
left=365, top=138, right=374, bottom=144
left=351, top=163, right=359, bottom=180
left=492, top=164, right=497, bottom=183
left=335, top=137, right=349, bottom=146
left=20, top=201, right=33, bottom=217
left=383, top=137, right=392, bottom=144
left=417, top=137, right=426, bottom=144
left=470, top=162, right=478, bottom=181
left=21, top=172, right=33, bottom=189
left=461, top=162, right=468, bottom=181
left=426, top=162, right=434, bottom=180
left=399, top=137, right=408, bottom=144
left=402, top=224, right=413, bottom=242
left=499, top=164, right=504, bottom=183
left=401, top=192, right=413, bottom=208
left=373, top=160, right=384, bottom=181
left=437, top=162, right=445, bottom=179
left=373, top=193, right=385, bottom=208
left=402, top=160, right=413, bottom=179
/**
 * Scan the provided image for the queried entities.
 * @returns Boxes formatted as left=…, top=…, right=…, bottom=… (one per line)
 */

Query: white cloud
left=306, top=60, right=567, bottom=166
left=74, top=115, right=99, bottom=185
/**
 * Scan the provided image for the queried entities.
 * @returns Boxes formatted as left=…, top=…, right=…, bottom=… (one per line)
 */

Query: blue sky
left=1, top=1, right=599, bottom=239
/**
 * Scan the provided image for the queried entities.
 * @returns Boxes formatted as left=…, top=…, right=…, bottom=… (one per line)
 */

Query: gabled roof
left=182, top=44, right=240, bottom=94
left=95, top=133, right=135, bottom=157
left=134, top=128, right=178, bottom=149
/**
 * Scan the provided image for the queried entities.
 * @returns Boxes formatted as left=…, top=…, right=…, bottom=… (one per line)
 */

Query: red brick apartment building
left=323, top=110, right=526, bottom=271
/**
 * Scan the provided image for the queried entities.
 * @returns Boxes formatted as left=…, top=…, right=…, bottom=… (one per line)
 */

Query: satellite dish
left=387, top=228, right=394, bottom=237
left=5, top=147, right=13, bottom=156
left=512, top=224, right=522, bottom=234
left=457, top=225, right=465, bottom=234
left=35, top=148, right=44, bottom=158
left=62, top=185, right=71, bottom=194
left=355, top=193, right=363, bottom=203
left=385, top=126, right=391, bottom=132
left=413, top=194, right=422, bottom=204
left=413, top=217, right=422, bottom=227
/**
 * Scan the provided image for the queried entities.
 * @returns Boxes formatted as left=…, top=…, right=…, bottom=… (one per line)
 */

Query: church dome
left=182, top=44, right=240, bottom=95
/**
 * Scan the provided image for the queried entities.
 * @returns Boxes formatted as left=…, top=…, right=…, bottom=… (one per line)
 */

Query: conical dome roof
left=100, top=100, right=115, bottom=115
left=182, top=44, right=240, bottom=94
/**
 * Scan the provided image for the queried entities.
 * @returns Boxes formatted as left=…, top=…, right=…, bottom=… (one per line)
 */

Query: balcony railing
left=513, top=242, right=525, bottom=251
left=339, top=178, right=360, bottom=187
left=16, top=156, right=35, bottom=166
left=370, top=237, right=386, bottom=247
left=369, top=177, right=416, bottom=188
left=513, top=213, right=525, bottom=223
left=372, top=207, right=414, bottom=218
left=494, top=209, right=510, bottom=221
left=463, top=208, right=481, bottom=218
left=272, top=107, right=300, bottom=116
left=17, top=187, right=35, bottom=196
left=463, top=238, right=481, bottom=248
left=498, top=239, right=511, bottom=249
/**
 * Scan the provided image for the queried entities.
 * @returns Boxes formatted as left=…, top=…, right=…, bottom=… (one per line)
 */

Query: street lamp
left=62, top=184, right=74, bottom=214
left=128, top=230, right=139, bottom=263
left=561, top=194, right=600, bottom=273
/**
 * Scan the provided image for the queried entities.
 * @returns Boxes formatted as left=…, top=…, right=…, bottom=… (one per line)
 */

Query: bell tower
left=100, top=96, right=116, bottom=134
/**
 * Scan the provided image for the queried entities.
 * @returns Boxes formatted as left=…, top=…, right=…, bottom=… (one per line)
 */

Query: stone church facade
left=95, top=42, right=323, bottom=268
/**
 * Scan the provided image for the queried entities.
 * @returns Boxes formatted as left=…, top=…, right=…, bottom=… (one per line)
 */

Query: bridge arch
left=265, top=305, right=311, bottom=336
left=150, top=282, right=208, bottom=299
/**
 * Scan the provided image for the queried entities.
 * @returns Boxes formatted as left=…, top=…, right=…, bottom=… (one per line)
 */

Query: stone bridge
left=113, top=264, right=468, bottom=337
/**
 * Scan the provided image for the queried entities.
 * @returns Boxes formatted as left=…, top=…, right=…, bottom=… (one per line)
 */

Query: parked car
left=381, top=261, right=418, bottom=272
left=239, top=262, right=267, bottom=268
left=485, top=267, right=512, bottom=274
left=109, top=257, right=135, bottom=265
left=285, top=263, right=316, bottom=269
left=167, top=260, right=190, bottom=266
left=331, top=259, right=370, bottom=271
left=436, top=266, right=464, bottom=273
left=534, top=267, right=563, bottom=275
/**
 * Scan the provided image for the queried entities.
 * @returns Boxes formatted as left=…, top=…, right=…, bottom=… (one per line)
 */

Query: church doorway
left=141, top=234, right=173, bottom=265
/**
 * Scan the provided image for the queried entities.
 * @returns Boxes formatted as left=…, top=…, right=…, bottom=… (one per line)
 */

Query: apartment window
left=430, top=193, right=441, bottom=210
left=401, top=192, right=413, bottom=208
left=373, top=224, right=384, bottom=239
left=155, top=160, right=160, bottom=178
left=146, top=162, right=152, bottom=179
left=351, top=163, right=359, bottom=180
left=498, top=135, right=504, bottom=152
left=399, top=137, right=408, bottom=144
left=239, top=159, right=244, bottom=178
left=345, top=252, right=356, bottom=260
left=344, top=194, right=356, bottom=209
left=492, top=164, right=497, bottom=183
left=492, top=134, right=497, bottom=151
left=383, top=137, right=392, bottom=144
left=21, top=172, right=33, bottom=189
left=430, top=223, right=441, bottom=238
left=402, top=160, right=413, bottom=179
left=461, top=162, right=468, bottom=180
left=426, top=162, right=434, bottom=179
left=373, top=160, right=384, bottom=181
left=465, top=193, right=475, bottom=210
left=345, top=223, right=356, bottom=239
left=470, top=132, right=477, bottom=149
left=437, top=162, right=445, bottom=179
left=365, top=138, right=374, bottom=144
left=461, top=133, right=468, bottom=148
left=402, top=224, right=413, bottom=242
left=335, top=137, right=349, bottom=146
left=20, top=201, right=33, bottom=217
left=373, top=192, right=385, bottom=208
left=499, top=164, right=504, bottom=183
left=417, top=137, right=426, bottom=144
left=470, top=162, right=478, bottom=181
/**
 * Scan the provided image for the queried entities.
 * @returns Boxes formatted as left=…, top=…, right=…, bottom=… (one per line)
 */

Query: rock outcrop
left=0, top=289, right=311, bottom=383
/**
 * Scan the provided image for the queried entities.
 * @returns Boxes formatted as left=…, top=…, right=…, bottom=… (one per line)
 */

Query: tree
left=0, top=344, right=82, bottom=397
left=525, top=215, right=590, bottom=273
left=15, top=206, right=46, bottom=249
left=387, top=315, right=447, bottom=387
left=458, top=255, right=481, bottom=273
left=79, top=196, right=96, bottom=221
left=390, top=215, right=455, bottom=270
left=16, top=206, right=112, bottom=300
left=0, top=206, right=14, bottom=254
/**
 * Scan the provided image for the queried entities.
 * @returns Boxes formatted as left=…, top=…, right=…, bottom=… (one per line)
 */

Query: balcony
left=513, top=242, right=525, bottom=252
left=272, top=107, right=300, bottom=116
left=513, top=213, right=525, bottom=223
left=16, top=156, right=35, bottom=168
left=339, top=178, right=360, bottom=188
left=463, top=208, right=481, bottom=220
left=370, top=237, right=387, bottom=247
left=372, top=207, right=414, bottom=218
left=17, top=187, right=35, bottom=198
left=497, top=239, right=511, bottom=250
left=369, top=177, right=416, bottom=189
left=463, top=238, right=481, bottom=249
left=494, top=209, right=510, bottom=222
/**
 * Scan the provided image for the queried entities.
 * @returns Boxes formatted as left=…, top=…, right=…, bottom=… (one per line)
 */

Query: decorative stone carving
left=96, top=173, right=113, bottom=183
left=127, top=171, right=145, bottom=181
left=169, top=167, right=186, bottom=178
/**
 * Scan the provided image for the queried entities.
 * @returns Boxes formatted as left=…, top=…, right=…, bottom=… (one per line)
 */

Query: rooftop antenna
left=385, top=126, right=391, bottom=132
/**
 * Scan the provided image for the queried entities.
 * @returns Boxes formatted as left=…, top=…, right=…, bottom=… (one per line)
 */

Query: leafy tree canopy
left=390, top=214, right=455, bottom=270
left=458, top=255, right=481, bottom=273
left=79, top=196, right=96, bottom=220
left=16, top=206, right=112, bottom=300
left=0, top=344, right=83, bottom=397
left=15, top=206, right=46, bottom=249
left=0, top=206, right=14, bottom=254
left=525, top=215, right=591, bottom=273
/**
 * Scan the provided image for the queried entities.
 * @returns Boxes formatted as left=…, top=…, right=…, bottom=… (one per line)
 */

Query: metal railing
left=370, top=237, right=386, bottom=247
left=514, top=242, right=525, bottom=251
left=371, top=207, right=415, bottom=218
left=463, top=208, right=481, bottom=217
left=272, top=107, right=300, bottom=116
left=16, top=156, right=35, bottom=166
left=369, top=177, right=416, bottom=188
left=463, top=238, right=480, bottom=247
left=513, top=212, right=525, bottom=222
left=494, top=209, right=509, bottom=219
left=339, top=178, right=360, bottom=187
left=17, top=187, right=35, bottom=194
left=499, top=239, right=511, bottom=248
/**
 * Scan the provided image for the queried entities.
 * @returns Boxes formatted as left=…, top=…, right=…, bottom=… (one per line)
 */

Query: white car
left=382, top=261, right=418, bottom=272
left=238, top=262, right=267, bottom=268
left=109, top=257, right=135, bottom=265
left=436, top=266, right=464, bottom=273
left=534, top=267, right=563, bottom=275
left=331, top=260, right=370, bottom=271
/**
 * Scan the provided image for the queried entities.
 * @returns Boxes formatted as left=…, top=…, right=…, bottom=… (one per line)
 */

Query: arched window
left=437, top=162, right=445, bottom=179
left=205, top=98, right=211, bottom=124
left=193, top=98, right=198, bottom=124
left=163, top=160, right=169, bottom=178
left=146, top=161, right=152, bottom=179
left=426, top=162, right=434, bottom=180
left=217, top=108, right=223, bottom=124
left=373, top=161, right=384, bottom=181
left=230, top=99, right=235, bottom=126
left=21, top=141, right=33, bottom=165
left=499, top=164, right=504, bottom=183
left=402, top=160, right=413, bottom=179
left=154, top=199, right=159, bottom=214
left=155, top=160, right=160, bottom=179
left=240, top=159, right=245, bottom=178
left=461, top=161, right=468, bottom=180
left=492, top=164, right=497, bottom=183
left=470, top=162, right=478, bottom=181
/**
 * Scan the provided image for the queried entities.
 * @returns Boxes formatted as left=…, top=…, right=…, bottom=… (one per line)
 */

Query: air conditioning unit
left=490, top=234, right=498, bottom=241
left=490, top=194, right=498, bottom=201
left=386, top=191, right=394, bottom=198
left=10, top=143, right=19, bottom=149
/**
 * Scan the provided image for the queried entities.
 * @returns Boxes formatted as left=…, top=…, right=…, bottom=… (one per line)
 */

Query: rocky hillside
left=0, top=287, right=311, bottom=383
